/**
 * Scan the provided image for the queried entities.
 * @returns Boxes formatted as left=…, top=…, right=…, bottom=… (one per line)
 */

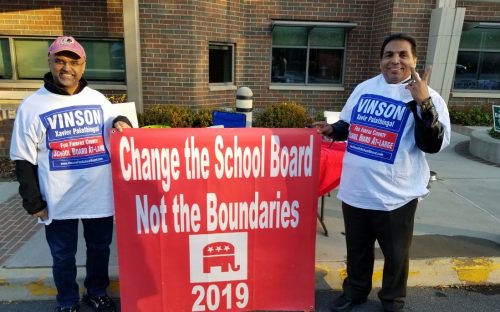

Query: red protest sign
left=110, top=128, right=320, bottom=312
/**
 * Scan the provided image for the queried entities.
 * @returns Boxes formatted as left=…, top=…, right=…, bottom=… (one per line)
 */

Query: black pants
left=341, top=199, right=417, bottom=311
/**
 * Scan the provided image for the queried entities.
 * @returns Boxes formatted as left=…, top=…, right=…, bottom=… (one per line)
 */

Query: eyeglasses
left=52, top=59, right=85, bottom=67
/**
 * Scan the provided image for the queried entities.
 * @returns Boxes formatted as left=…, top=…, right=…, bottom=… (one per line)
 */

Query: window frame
left=208, top=42, right=236, bottom=91
left=0, top=38, right=16, bottom=80
left=269, top=21, right=356, bottom=91
left=453, top=23, right=500, bottom=94
left=0, top=36, right=126, bottom=86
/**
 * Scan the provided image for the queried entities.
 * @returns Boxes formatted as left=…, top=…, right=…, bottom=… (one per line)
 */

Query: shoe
left=382, top=299, right=405, bottom=311
left=329, top=293, right=367, bottom=311
left=54, top=306, right=79, bottom=312
left=82, top=293, right=116, bottom=312
left=384, top=306, right=405, bottom=312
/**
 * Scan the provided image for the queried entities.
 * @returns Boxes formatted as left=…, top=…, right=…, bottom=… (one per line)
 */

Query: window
left=0, top=38, right=12, bottom=79
left=454, top=24, right=500, bottom=91
left=0, top=37, right=125, bottom=82
left=80, top=40, right=125, bottom=81
left=14, top=39, right=52, bottom=79
left=271, top=22, right=355, bottom=86
left=209, top=43, right=234, bottom=84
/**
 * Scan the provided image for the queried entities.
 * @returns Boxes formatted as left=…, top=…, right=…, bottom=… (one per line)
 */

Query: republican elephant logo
left=202, top=241, right=241, bottom=274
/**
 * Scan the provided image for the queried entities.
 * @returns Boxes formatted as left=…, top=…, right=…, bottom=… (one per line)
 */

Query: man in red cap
left=10, top=36, right=131, bottom=312
left=46, top=36, right=88, bottom=96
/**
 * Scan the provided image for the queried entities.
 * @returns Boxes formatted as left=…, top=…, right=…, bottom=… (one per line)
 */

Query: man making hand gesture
left=316, top=33, right=451, bottom=312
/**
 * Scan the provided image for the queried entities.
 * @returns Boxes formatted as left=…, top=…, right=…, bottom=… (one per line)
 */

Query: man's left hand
left=405, top=64, right=432, bottom=104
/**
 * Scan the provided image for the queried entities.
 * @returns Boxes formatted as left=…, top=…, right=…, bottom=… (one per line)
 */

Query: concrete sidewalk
left=0, top=127, right=499, bottom=302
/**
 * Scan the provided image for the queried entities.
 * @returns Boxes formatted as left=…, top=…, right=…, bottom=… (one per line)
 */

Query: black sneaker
left=82, top=294, right=116, bottom=312
left=383, top=303, right=405, bottom=311
left=54, top=306, right=79, bottom=312
left=329, top=293, right=367, bottom=311
left=382, top=298, right=405, bottom=312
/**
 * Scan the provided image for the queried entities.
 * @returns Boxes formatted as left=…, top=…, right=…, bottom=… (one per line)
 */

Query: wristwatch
left=419, top=97, right=433, bottom=112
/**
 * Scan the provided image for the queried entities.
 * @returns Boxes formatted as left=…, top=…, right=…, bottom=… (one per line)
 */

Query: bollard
left=236, top=87, right=253, bottom=128
left=427, top=170, right=437, bottom=189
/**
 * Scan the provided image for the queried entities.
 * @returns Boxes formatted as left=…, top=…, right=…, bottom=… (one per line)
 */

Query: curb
left=0, top=266, right=120, bottom=301
left=470, top=128, right=500, bottom=165
left=1, top=258, right=499, bottom=301
left=315, top=257, right=500, bottom=290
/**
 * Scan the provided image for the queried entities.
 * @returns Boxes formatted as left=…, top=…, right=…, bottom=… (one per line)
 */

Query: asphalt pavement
left=0, top=126, right=499, bottom=310
left=1, top=286, right=499, bottom=312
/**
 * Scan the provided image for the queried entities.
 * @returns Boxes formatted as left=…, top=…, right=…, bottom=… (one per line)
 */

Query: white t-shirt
left=337, top=74, right=451, bottom=211
left=10, top=86, right=116, bottom=224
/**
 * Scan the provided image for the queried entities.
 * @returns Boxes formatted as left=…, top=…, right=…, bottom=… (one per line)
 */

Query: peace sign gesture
left=405, top=64, right=432, bottom=104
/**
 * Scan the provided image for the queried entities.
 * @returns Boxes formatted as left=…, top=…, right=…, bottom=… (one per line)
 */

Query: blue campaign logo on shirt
left=40, top=105, right=110, bottom=171
left=347, top=94, right=411, bottom=164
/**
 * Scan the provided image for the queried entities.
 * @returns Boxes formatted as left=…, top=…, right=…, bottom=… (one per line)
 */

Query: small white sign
left=493, top=105, right=500, bottom=133
left=112, top=102, right=138, bottom=128
left=189, top=232, right=248, bottom=283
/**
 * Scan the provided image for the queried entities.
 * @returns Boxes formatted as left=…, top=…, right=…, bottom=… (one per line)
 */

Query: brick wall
left=0, top=0, right=123, bottom=36
left=457, top=0, right=500, bottom=23
left=239, top=0, right=378, bottom=113
left=138, top=0, right=440, bottom=114
left=139, top=0, right=380, bottom=113
left=368, top=0, right=435, bottom=75
left=449, top=97, right=500, bottom=110
left=391, top=0, right=434, bottom=71
left=138, top=1, right=246, bottom=109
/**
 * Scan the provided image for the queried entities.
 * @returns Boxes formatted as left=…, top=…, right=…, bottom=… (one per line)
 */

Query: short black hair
left=380, top=33, right=417, bottom=58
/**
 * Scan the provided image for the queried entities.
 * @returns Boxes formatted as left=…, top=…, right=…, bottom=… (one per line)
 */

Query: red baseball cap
left=48, top=36, right=86, bottom=60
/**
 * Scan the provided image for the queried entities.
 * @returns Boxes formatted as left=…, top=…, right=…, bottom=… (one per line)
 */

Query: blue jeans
left=45, top=217, right=113, bottom=308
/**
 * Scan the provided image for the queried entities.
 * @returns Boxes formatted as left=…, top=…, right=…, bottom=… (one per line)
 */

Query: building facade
left=1, top=0, right=499, bottom=157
